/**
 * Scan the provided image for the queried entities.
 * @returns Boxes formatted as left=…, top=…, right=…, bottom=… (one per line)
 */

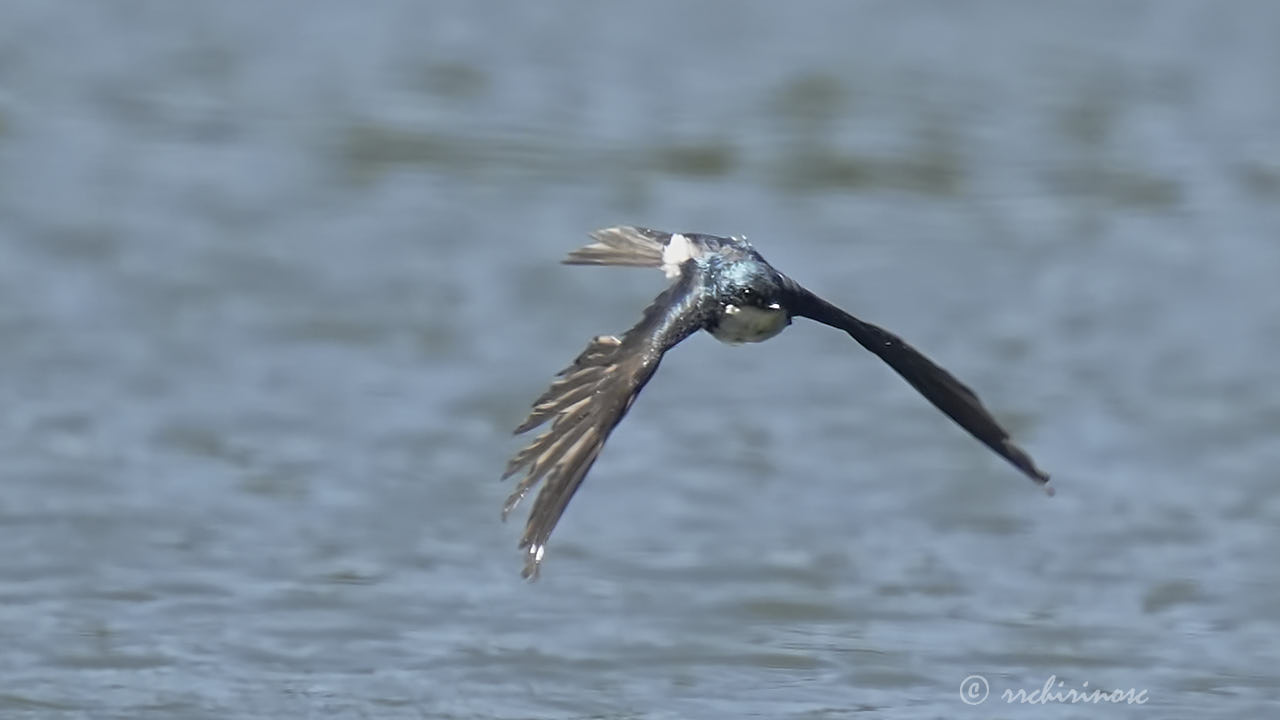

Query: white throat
left=711, top=302, right=787, bottom=344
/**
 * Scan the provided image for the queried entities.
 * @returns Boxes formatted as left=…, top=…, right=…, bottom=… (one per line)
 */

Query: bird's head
left=731, top=281, right=782, bottom=312
left=717, top=257, right=785, bottom=312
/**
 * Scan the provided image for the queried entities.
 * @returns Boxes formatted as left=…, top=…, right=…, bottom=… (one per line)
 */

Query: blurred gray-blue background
left=2, top=2, right=1278, bottom=718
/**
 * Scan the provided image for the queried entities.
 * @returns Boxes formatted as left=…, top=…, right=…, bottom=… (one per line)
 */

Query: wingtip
left=1034, top=467, right=1055, bottom=496
left=998, top=439, right=1053, bottom=493
left=519, top=542, right=546, bottom=581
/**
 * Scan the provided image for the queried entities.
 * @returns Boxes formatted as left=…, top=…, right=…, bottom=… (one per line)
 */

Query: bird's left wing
left=785, top=280, right=1052, bottom=492
left=503, top=270, right=712, bottom=579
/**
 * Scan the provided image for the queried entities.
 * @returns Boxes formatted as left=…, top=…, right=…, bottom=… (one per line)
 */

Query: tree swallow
left=503, top=227, right=1051, bottom=579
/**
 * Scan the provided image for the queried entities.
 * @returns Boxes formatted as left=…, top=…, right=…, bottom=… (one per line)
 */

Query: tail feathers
left=564, top=226, right=669, bottom=267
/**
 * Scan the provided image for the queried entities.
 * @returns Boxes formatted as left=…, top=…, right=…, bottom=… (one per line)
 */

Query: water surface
left=1, top=2, right=1278, bottom=718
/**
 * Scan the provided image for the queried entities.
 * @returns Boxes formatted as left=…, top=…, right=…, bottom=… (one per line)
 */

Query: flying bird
left=503, top=227, right=1050, bottom=578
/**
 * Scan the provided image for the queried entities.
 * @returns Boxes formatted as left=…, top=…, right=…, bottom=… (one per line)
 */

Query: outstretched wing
left=785, top=282, right=1051, bottom=491
left=503, top=270, right=712, bottom=579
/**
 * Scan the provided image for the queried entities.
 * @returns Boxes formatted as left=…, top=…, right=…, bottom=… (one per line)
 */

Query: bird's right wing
left=786, top=281, right=1052, bottom=491
left=502, top=269, right=712, bottom=579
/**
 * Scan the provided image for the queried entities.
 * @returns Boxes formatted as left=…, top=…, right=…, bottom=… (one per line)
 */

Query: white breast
left=711, top=303, right=789, bottom=344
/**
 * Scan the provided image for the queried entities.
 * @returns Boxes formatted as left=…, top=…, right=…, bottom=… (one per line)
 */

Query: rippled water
left=2, top=2, right=1278, bottom=718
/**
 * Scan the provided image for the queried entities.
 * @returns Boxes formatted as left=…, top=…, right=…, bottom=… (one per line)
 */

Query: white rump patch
left=662, top=233, right=693, bottom=278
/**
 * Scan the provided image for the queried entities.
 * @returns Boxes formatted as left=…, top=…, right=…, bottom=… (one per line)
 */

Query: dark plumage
left=503, top=227, right=1051, bottom=578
